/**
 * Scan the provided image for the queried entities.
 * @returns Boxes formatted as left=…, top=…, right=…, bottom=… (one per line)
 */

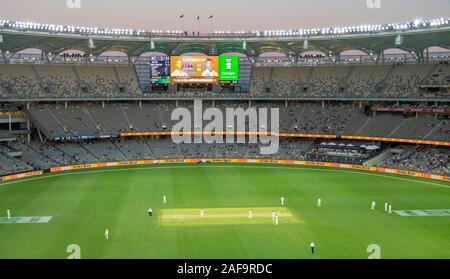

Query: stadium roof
left=1, top=18, right=450, bottom=57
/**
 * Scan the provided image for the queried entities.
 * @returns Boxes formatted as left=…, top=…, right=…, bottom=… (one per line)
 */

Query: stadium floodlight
left=413, top=18, right=424, bottom=28
left=395, top=34, right=404, bottom=46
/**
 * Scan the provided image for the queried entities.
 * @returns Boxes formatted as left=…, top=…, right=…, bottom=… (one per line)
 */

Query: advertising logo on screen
left=170, top=56, right=219, bottom=84
left=219, top=56, right=239, bottom=81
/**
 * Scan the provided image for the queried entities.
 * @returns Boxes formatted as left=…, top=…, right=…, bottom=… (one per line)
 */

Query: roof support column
left=27, top=117, right=31, bottom=143
left=417, top=52, right=424, bottom=64
left=381, top=51, right=385, bottom=64
left=247, top=55, right=257, bottom=66
left=8, top=112, right=12, bottom=131
left=3, top=51, right=10, bottom=64
left=47, top=52, right=54, bottom=64
left=288, top=54, right=298, bottom=66
left=1, top=51, right=6, bottom=63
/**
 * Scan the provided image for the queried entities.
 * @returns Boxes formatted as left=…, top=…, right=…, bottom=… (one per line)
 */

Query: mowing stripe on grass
left=394, top=209, right=450, bottom=217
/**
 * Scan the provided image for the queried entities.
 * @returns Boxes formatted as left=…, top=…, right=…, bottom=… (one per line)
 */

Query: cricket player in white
left=163, top=195, right=167, bottom=204
left=371, top=201, right=376, bottom=210
left=384, top=203, right=388, bottom=212
left=272, top=210, right=276, bottom=221
left=310, top=241, right=315, bottom=254
left=248, top=209, right=253, bottom=219
left=388, top=204, right=392, bottom=214
left=7, top=208, right=11, bottom=219
left=281, top=197, right=285, bottom=206
left=275, top=214, right=279, bottom=226
left=200, top=209, right=205, bottom=218
left=317, top=198, right=322, bottom=207
left=104, top=228, right=109, bottom=240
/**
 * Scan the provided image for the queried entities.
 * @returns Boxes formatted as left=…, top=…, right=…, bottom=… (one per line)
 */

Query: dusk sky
left=0, top=0, right=449, bottom=33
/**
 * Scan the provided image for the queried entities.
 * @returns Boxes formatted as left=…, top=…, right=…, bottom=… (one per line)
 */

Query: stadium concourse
left=0, top=17, right=449, bottom=180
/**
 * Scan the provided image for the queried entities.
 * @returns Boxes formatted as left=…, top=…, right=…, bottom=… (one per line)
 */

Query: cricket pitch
left=159, top=207, right=302, bottom=226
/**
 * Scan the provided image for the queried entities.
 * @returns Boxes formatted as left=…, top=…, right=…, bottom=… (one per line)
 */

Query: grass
left=0, top=164, right=449, bottom=259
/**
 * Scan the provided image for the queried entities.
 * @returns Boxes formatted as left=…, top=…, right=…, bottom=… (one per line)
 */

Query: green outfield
left=0, top=164, right=449, bottom=259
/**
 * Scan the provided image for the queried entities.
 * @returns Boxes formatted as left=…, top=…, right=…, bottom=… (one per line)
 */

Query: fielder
left=384, top=203, right=388, bottom=212
left=104, top=228, right=109, bottom=240
left=148, top=208, right=153, bottom=217
left=248, top=209, right=253, bottom=219
left=200, top=208, right=205, bottom=218
left=275, top=214, right=279, bottom=226
left=281, top=197, right=285, bottom=206
left=272, top=210, right=276, bottom=221
left=388, top=204, right=393, bottom=214
left=6, top=208, right=11, bottom=220
left=163, top=195, right=167, bottom=204
left=310, top=241, right=315, bottom=254
left=317, top=198, right=322, bottom=207
left=371, top=201, right=376, bottom=210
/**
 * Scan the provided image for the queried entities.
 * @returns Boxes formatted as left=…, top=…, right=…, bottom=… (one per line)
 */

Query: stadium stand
left=0, top=64, right=142, bottom=99
left=21, top=102, right=449, bottom=142
left=0, top=22, right=449, bottom=178
left=2, top=136, right=448, bottom=176
left=0, top=63, right=449, bottom=99
left=249, top=63, right=450, bottom=99
left=378, top=145, right=449, bottom=176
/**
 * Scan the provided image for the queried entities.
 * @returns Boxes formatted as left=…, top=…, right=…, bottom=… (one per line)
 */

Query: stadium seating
left=2, top=136, right=448, bottom=176
left=1, top=63, right=449, bottom=99
left=249, top=63, right=449, bottom=99
left=378, top=145, right=449, bottom=176
left=0, top=61, right=449, bottom=178
left=23, top=102, right=449, bottom=142
left=0, top=64, right=142, bottom=99
left=2, top=99, right=449, bottom=176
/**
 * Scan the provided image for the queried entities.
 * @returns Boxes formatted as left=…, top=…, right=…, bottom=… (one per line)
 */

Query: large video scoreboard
left=149, top=56, right=170, bottom=84
left=218, top=56, right=239, bottom=81
left=150, top=55, right=239, bottom=85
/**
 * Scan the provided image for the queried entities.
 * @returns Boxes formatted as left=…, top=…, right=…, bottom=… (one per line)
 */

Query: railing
left=1, top=52, right=449, bottom=67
